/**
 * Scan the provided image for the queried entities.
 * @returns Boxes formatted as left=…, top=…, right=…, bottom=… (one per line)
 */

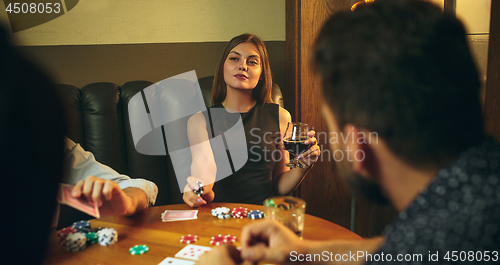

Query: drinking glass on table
left=264, top=196, right=306, bottom=239
left=284, top=122, right=312, bottom=168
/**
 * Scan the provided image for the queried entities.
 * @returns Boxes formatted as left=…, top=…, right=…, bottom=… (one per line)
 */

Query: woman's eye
left=248, top=60, right=258, bottom=65
left=228, top=57, right=238, bottom=61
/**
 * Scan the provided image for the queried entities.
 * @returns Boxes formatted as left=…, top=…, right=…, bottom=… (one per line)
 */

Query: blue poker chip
left=248, top=210, right=264, bottom=219
left=72, top=220, right=91, bottom=233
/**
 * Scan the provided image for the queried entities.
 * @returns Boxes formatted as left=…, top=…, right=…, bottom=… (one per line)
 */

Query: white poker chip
left=217, top=213, right=232, bottom=219
left=97, top=228, right=118, bottom=246
left=211, top=207, right=230, bottom=216
left=65, top=232, right=87, bottom=252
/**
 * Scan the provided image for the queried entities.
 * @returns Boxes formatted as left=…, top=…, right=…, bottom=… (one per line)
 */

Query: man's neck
left=375, top=144, right=439, bottom=212
left=385, top=166, right=437, bottom=212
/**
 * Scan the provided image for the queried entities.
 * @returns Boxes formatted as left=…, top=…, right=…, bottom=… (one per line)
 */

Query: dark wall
left=16, top=41, right=286, bottom=101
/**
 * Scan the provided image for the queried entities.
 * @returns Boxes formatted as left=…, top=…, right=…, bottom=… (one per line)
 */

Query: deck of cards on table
left=161, top=210, right=198, bottom=222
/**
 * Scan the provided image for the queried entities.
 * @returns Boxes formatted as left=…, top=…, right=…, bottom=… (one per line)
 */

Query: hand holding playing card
left=71, top=175, right=136, bottom=217
left=57, top=183, right=100, bottom=218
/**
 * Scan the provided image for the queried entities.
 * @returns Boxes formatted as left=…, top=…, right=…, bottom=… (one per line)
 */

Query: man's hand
left=242, top=220, right=385, bottom=265
left=240, top=219, right=307, bottom=264
left=71, top=175, right=146, bottom=216
left=182, top=176, right=215, bottom=208
left=196, top=244, right=243, bottom=265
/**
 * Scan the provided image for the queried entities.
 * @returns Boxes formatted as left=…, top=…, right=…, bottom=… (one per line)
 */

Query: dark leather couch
left=54, top=75, right=283, bottom=225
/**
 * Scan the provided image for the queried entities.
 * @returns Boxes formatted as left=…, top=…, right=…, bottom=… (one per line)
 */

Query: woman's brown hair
left=212, top=33, right=273, bottom=105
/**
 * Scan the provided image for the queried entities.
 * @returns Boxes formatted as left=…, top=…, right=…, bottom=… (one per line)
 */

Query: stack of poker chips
left=211, top=207, right=265, bottom=219
left=72, top=220, right=91, bottom=233
left=231, top=207, right=249, bottom=218
left=57, top=227, right=77, bottom=246
left=56, top=220, right=119, bottom=252
left=65, top=232, right=87, bottom=252
left=193, top=180, right=204, bottom=196
left=248, top=210, right=264, bottom=219
left=211, top=207, right=232, bottom=219
left=85, top=232, right=99, bottom=244
left=97, top=228, right=118, bottom=246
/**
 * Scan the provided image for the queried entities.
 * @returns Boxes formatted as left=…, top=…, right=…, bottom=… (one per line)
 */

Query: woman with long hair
left=183, top=33, right=320, bottom=207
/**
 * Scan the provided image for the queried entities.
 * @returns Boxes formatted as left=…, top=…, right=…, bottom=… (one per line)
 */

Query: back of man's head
left=0, top=25, right=65, bottom=264
left=315, top=0, right=483, bottom=169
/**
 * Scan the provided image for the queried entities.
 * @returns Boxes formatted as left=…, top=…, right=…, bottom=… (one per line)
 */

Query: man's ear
left=343, top=124, right=379, bottom=179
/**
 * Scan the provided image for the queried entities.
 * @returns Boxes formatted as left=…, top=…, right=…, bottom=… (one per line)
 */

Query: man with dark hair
left=196, top=0, right=500, bottom=264
left=0, top=25, right=66, bottom=264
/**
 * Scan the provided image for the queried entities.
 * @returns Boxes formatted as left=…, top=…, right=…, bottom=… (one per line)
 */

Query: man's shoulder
left=375, top=139, right=500, bottom=262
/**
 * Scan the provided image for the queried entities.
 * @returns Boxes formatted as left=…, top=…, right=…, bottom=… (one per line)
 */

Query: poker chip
left=57, top=227, right=77, bottom=246
left=97, top=228, right=118, bottom=246
left=212, top=207, right=232, bottom=219
left=224, top=234, right=237, bottom=243
left=248, top=210, right=264, bottom=219
left=217, top=213, right=232, bottom=219
left=72, top=220, right=91, bottom=233
left=65, top=232, right=87, bottom=252
left=129, top=244, right=149, bottom=255
left=231, top=207, right=248, bottom=218
left=180, top=234, right=199, bottom=244
left=210, top=234, right=228, bottom=246
left=193, top=180, right=204, bottom=196
left=211, top=207, right=230, bottom=216
left=86, top=232, right=99, bottom=244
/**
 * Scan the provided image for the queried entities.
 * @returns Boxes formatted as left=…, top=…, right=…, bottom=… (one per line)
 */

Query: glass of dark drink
left=283, top=122, right=311, bottom=168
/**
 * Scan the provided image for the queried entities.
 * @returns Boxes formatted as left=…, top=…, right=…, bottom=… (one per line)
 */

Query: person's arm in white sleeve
left=63, top=137, right=158, bottom=216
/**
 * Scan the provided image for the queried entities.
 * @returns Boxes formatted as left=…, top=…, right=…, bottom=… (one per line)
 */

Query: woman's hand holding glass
left=297, top=130, right=320, bottom=167
left=283, top=122, right=320, bottom=168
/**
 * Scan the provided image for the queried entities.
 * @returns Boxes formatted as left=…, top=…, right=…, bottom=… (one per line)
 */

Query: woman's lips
left=234, top=74, right=248, bottom=80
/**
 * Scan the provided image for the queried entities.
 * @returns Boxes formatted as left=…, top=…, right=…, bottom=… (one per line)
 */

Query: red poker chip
left=210, top=234, right=228, bottom=246
left=231, top=207, right=248, bottom=218
left=224, top=234, right=237, bottom=243
left=232, top=214, right=247, bottom=219
left=180, top=234, right=199, bottom=244
left=57, top=227, right=77, bottom=245
left=232, top=207, right=248, bottom=213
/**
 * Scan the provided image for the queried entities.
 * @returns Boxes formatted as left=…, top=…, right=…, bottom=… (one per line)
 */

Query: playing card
left=158, top=257, right=195, bottom=265
left=57, top=183, right=100, bottom=218
left=162, top=210, right=198, bottom=222
left=174, top=244, right=212, bottom=260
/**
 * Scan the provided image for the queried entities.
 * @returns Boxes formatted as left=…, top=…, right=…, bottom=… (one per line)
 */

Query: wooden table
left=44, top=203, right=360, bottom=264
